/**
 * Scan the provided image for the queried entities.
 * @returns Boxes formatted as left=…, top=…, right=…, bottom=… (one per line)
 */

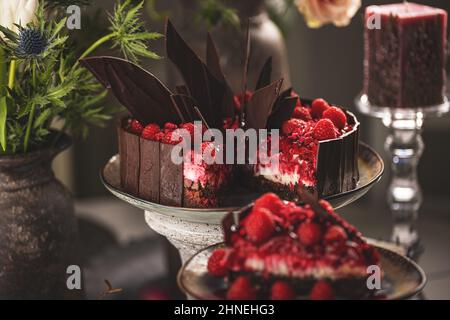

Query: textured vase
left=0, top=134, right=79, bottom=299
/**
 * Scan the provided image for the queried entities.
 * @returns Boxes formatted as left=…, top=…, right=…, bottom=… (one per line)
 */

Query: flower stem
left=74, top=33, right=116, bottom=68
left=23, top=61, right=37, bottom=152
left=8, top=59, right=16, bottom=89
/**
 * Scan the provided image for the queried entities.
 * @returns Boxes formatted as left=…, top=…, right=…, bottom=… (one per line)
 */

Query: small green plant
left=0, top=0, right=162, bottom=154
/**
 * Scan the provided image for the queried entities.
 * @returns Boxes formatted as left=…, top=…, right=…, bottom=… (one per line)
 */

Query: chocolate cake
left=208, top=191, right=381, bottom=300
left=82, top=19, right=360, bottom=208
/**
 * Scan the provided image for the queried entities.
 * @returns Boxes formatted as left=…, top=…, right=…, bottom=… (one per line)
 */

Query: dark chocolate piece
left=206, top=33, right=235, bottom=119
left=81, top=56, right=180, bottom=126
left=245, top=79, right=283, bottom=130
left=166, top=19, right=226, bottom=128
left=267, top=95, right=297, bottom=129
left=315, top=110, right=360, bottom=197
left=170, top=94, right=198, bottom=123
left=139, top=138, right=160, bottom=203
left=240, top=19, right=251, bottom=119
left=255, top=57, right=272, bottom=90
left=159, top=143, right=184, bottom=206
left=118, top=124, right=140, bottom=195
left=175, top=85, right=189, bottom=95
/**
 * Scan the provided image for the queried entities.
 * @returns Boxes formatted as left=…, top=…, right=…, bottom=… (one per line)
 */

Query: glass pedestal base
left=355, top=93, right=449, bottom=259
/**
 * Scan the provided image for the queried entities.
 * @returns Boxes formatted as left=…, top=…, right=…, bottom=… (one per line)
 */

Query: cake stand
left=101, top=142, right=383, bottom=264
left=356, top=93, right=449, bottom=258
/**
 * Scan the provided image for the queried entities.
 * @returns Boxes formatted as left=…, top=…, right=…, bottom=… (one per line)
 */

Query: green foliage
left=108, top=0, right=163, bottom=63
left=0, top=0, right=161, bottom=154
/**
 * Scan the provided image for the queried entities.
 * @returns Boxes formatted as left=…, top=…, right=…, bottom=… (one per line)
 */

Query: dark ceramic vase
left=0, top=134, right=79, bottom=299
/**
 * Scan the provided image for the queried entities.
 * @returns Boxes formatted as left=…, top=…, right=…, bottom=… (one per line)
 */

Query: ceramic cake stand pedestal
left=356, top=94, right=449, bottom=258
left=144, top=210, right=224, bottom=263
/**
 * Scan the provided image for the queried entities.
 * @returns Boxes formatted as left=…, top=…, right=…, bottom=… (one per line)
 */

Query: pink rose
left=296, top=0, right=361, bottom=28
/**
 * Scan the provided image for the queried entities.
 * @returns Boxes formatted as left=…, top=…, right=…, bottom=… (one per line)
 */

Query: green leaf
left=33, top=108, right=52, bottom=128
left=0, top=96, right=7, bottom=151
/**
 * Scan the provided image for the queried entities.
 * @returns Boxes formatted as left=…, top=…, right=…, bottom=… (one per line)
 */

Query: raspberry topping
left=129, top=119, right=144, bottom=134
left=180, top=122, right=195, bottom=137
left=270, top=281, right=295, bottom=300
left=253, top=192, right=284, bottom=214
left=244, top=207, right=276, bottom=244
left=297, top=222, right=323, bottom=246
left=311, top=98, right=330, bottom=118
left=322, top=106, right=347, bottom=130
left=233, top=91, right=252, bottom=112
left=292, top=106, right=312, bottom=121
left=207, top=248, right=228, bottom=277
left=141, top=123, right=160, bottom=140
left=310, top=281, right=334, bottom=300
left=313, top=119, right=337, bottom=141
left=164, top=122, right=178, bottom=131
left=227, top=276, right=257, bottom=300
left=324, top=225, right=348, bottom=244
left=162, top=129, right=182, bottom=145
left=282, top=118, right=305, bottom=136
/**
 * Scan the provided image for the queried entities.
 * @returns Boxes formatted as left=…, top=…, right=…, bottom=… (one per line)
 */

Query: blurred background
left=53, top=0, right=450, bottom=299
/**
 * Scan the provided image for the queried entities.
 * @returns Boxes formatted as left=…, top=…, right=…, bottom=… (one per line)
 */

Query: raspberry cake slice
left=207, top=192, right=380, bottom=300
left=247, top=95, right=360, bottom=200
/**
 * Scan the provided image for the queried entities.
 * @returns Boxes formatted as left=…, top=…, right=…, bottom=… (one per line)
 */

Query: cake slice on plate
left=207, top=191, right=381, bottom=300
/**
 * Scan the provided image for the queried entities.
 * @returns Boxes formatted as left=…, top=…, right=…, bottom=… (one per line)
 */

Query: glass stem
left=385, top=116, right=424, bottom=257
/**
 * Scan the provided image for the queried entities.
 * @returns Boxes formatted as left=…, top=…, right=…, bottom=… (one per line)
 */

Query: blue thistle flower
left=17, top=28, right=47, bottom=56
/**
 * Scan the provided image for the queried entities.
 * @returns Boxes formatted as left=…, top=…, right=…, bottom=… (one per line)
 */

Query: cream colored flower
left=0, top=0, right=38, bottom=34
left=296, top=0, right=361, bottom=28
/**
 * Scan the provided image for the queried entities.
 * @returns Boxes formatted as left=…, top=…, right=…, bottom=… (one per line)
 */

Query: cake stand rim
left=100, top=141, right=384, bottom=223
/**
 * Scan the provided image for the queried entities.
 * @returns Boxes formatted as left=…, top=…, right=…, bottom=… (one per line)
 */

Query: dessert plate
left=177, top=240, right=426, bottom=300
left=101, top=142, right=383, bottom=223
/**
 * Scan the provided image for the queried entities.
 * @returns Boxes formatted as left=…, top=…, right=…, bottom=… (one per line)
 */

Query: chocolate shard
left=170, top=94, right=198, bottom=123
left=166, top=19, right=225, bottom=128
left=267, top=95, right=297, bottom=129
left=245, top=79, right=283, bottom=130
left=255, top=57, right=272, bottom=90
left=159, top=143, right=183, bottom=206
left=81, top=56, right=181, bottom=126
left=139, top=138, right=160, bottom=203
left=118, top=122, right=140, bottom=195
left=206, top=33, right=235, bottom=119
left=222, top=204, right=253, bottom=245
left=175, top=85, right=189, bottom=95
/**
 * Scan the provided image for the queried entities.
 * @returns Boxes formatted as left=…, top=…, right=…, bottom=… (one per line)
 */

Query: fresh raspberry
left=297, top=222, right=323, bottom=246
left=324, top=225, right=348, bottom=244
left=164, top=122, right=178, bottom=131
left=202, top=141, right=217, bottom=159
left=245, top=207, right=276, bottom=244
left=322, top=106, right=347, bottom=129
left=162, top=130, right=182, bottom=145
left=270, top=281, right=295, bottom=300
left=311, top=98, right=330, bottom=118
left=227, top=276, right=257, bottom=300
left=253, top=193, right=284, bottom=214
left=154, top=132, right=165, bottom=141
left=310, top=281, right=334, bottom=300
left=313, top=119, right=337, bottom=141
left=233, top=91, right=252, bottom=112
left=292, top=107, right=312, bottom=121
left=180, top=123, right=195, bottom=137
left=282, top=118, right=304, bottom=136
left=129, top=119, right=144, bottom=135
left=141, top=123, right=160, bottom=140
left=207, top=248, right=228, bottom=277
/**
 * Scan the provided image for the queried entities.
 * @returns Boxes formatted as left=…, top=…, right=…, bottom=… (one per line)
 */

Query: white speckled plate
left=101, top=142, right=383, bottom=224
left=177, top=240, right=426, bottom=300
